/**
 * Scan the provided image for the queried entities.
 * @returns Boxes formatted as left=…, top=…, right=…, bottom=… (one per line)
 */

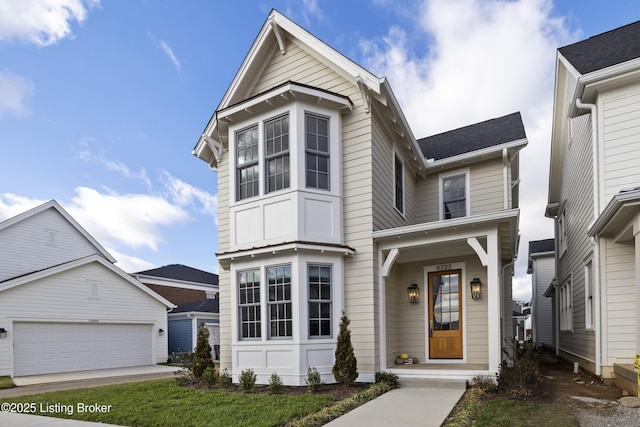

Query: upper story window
left=440, top=169, right=470, bottom=219
left=236, top=126, right=260, bottom=201
left=394, top=154, right=404, bottom=214
left=305, top=113, right=330, bottom=190
left=558, top=207, right=567, bottom=255
left=265, top=115, right=290, bottom=193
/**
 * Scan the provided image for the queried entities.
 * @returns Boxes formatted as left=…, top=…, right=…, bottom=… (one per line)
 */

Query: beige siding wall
left=556, top=114, right=596, bottom=363
left=602, top=239, right=636, bottom=365
left=217, top=151, right=232, bottom=369
left=600, top=83, right=640, bottom=205
left=414, top=158, right=504, bottom=223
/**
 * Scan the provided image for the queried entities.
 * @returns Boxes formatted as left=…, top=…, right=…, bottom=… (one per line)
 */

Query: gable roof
left=559, top=20, right=640, bottom=75
left=418, top=112, right=527, bottom=161
left=0, top=200, right=115, bottom=263
left=0, top=254, right=175, bottom=308
left=192, top=9, right=427, bottom=173
left=170, top=298, right=219, bottom=314
left=135, top=264, right=218, bottom=286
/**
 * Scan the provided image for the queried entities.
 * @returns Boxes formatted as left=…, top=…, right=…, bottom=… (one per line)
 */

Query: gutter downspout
left=576, top=98, right=602, bottom=376
left=502, top=260, right=515, bottom=360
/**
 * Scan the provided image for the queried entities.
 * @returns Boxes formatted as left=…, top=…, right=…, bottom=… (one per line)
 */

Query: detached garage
left=0, top=201, right=175, bottom=378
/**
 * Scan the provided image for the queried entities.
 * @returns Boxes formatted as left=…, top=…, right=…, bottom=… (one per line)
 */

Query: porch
left=389, top=362, right=492, bottom=382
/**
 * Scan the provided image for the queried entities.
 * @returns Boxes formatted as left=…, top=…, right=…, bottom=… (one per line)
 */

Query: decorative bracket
left=269, top=17, right=286, bottom=55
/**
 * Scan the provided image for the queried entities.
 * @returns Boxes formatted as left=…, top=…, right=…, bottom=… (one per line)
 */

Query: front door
left=428, top=270, right=463, bottom=359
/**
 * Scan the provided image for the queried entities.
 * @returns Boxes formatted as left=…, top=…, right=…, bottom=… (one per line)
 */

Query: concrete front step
left=398, top=378, right=468, bottom=390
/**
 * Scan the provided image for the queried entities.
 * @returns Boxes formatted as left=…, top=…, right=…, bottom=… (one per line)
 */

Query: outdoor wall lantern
left=470, top=278, right=482, bottom=300
left=158, top=328, right=165, bottom=336
left=407, top=283, right=420, bottom=303
left=0, top=328, right=7, bottom=339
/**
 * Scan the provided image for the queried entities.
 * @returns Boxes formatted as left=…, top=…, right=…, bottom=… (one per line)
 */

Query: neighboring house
left=527, top=238, right=555, bottom=349
left=132, top=265, right=220, bottom=359
left=546, top=20, right=640, bottom=383
left=0, top=201, right=174, bottom=377
left=512, top=301, right=529, bottom=343
left=193, top=10, right=526, bottom=386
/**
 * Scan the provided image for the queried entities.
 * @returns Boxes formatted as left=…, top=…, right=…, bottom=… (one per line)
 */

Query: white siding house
left=546, top=20, right=640, bottom=384
left=193, top=10, right=526, bottom=386
left=527, top=239, right=555, bottom=348
left=0, top=201, right=174, bottom=377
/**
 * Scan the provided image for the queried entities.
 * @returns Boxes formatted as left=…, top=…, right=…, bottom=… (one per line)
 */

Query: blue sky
left=1, top=0, right=639, bottom=300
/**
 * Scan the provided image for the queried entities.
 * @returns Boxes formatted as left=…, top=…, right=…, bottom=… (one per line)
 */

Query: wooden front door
left=428, top=270, right=463, bottom=359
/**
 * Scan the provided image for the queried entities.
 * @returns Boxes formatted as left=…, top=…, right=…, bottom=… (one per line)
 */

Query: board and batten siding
left=532, top=256, right=555, bottom=347
left=0, top=207, right=101, bottom=282
left=600, top=83, right=640, bottom=206
left=556, top=113, right=596, bottom=365
left=0, top=261, right=168, bottom=376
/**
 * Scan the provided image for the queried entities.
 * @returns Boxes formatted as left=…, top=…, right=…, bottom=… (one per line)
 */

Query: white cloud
left=0, top=193, right=47, bottom=220
left=76, top=148, right=152, bottom=189
left=107, top=246, right=156, bottom=273
left=161, top=171, right=218, bottom=224
left=0, top=0, right=99, bottom=46
left=0, top=71, right=35, bottom=117
left=147, top=32, right=181, bottom=74
left=358, top=0, right=578, bottom=300
left=65, top=186, right=189, bottom=252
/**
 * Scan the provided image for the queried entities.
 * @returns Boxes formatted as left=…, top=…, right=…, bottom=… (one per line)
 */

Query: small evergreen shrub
left=192, top=323, right=215, bottom=379
left=219, top=368, right=232, bottom=388
left=201, top=366, right=218, bottom=387
left=332, top=313, right=358, bottom=385
left=305, top=366, right=325, bottom=392
left=239, top=368, right=257, bottom=391
left=374, top=370, right=399, bottom=386
left=268, top=372, right=283, bottom=394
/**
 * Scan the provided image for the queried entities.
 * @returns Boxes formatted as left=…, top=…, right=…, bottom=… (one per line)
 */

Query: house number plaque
left=436, top=264, right=452, bottom=271
left=88, top=319, right=99, bottom=323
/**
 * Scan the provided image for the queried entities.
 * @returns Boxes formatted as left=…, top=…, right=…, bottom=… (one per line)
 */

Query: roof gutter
left=425, top=138, right=528, bottom=172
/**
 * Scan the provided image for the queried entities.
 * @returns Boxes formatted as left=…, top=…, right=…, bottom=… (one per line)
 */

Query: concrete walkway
left=325, top=379, right=467, bottom=427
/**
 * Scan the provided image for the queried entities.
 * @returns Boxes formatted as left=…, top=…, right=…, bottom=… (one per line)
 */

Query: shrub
left=332, top=313, right=358, bottom=385
left=472, top=374, right=497, bottom=392
left=498, top=338, right=539, bottom=397
left=219, top=368, right=232, bottom=389
left=239, top=368, right=257, bottom=391
left=268, top=372, right=283, bottom=394
left=201, top=366, right=218, bottom=387
left=306, top=366, right=325, bottom=392
left=192, top=323, right=215, bottom=379
left=374, top=370, right=399, bottom=386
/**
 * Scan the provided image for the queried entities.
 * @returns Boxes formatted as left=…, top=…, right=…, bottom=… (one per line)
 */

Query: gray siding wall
left=168, top=318, right=192, bottom=354
left=532, top=256, right=555, bottom=347
left=0, top=208, right=100, bottom=282
left=556, top=113, right=596, bottom=363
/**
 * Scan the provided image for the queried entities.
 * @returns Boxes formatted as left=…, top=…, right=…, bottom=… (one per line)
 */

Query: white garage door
left=13, top=322, right=153, bottom=376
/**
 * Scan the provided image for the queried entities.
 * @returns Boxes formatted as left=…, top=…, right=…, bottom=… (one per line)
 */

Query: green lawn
left=0, top=377, right=15, bottom=390
left=1, top=379, right=337, bottom=427
left=474, top=399, right=579, bottom=427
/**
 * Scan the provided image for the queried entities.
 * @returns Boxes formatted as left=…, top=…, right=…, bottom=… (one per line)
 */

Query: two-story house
left=546, top=20, right=640, bottom=387
left=527, top=238, right=555, bottom=349
left=193, top=10, right=526, bottom=385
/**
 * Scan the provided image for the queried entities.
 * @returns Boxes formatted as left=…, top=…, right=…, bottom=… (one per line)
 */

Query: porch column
left=487, top=230, right=500, bottom=372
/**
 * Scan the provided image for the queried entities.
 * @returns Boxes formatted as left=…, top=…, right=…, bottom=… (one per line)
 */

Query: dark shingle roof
left=417, top=112, right=525, bottom=161
left=135, top=264, right=218, bottom=286
left=529, top=239, right=555, bottom=255
left=171, top=298, right=219, bottom=314
left=560, top=20, right=640, bottom=74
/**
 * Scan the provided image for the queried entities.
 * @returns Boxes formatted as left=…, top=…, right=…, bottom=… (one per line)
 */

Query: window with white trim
left=560, top=278, right=572, bottom=331
left=264, top=114, right=290, bottom=193
left=558, top=208, right=567, bottom=255
left=394, top=154, right=404, bottom=214
left=236, top=125, right=260, bottom=201
left=267, top=265, right=292, bottom=338
left=308, top=264, right=332, bottom=338
left=238, top=269, right=261, bottom=339
left=305, top=113, right=330, bottom=190
left=585, top=262, right=594, bottom=330
left=442, top=173, right=466, bottom=219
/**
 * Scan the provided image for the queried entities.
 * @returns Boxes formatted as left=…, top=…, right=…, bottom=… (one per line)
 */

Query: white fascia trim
left=0, top=255, right=176, bottom=309
left=133, top=275, right=219, bottom=292
left=425, top=138, right=528, bottom=171
left=588, top=190, right=640, bottom=237
left=168, top=312, right=219, bottom=319
left=529, top=251, right=555, bottom=259
left=372, top=209, right=519, bottom=240
left=218, top=242, right=356, bottom=261
left=217, top=83, right=352, bottom=121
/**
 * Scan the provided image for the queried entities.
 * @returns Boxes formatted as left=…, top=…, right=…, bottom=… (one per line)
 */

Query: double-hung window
left=394, top=154, right=404, bottom=214
left=236, top=126, right=260, bottom=201
left=308, top=264, right=332, bottom=337
left=265, top=115, right=290, bottom=193
left=305, top=113, right=330, bottom=190
left=559, top=278, right=572, bottom=331
left=442, top=173, right=466, bottom=219
left=238, top=269, right=261, bottom=339
left=267, top=265, right=292, bottom=338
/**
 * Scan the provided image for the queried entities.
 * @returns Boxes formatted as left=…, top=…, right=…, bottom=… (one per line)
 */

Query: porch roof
left=588, top=189, right=640, bottom=242
left=373, top=210, right=519, bottom=263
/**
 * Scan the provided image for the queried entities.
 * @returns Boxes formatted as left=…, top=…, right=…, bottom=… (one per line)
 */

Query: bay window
left=238, top=269, right=261, bottom=339
left=236, top=126, right=260, bottom=201
left=265, top=115, right=290, bottom=193
left=267, top=265, right=292, bottom=338
left=308, top=264, right=332, bottom=337
left=305, top=113, right=330, bottom=190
